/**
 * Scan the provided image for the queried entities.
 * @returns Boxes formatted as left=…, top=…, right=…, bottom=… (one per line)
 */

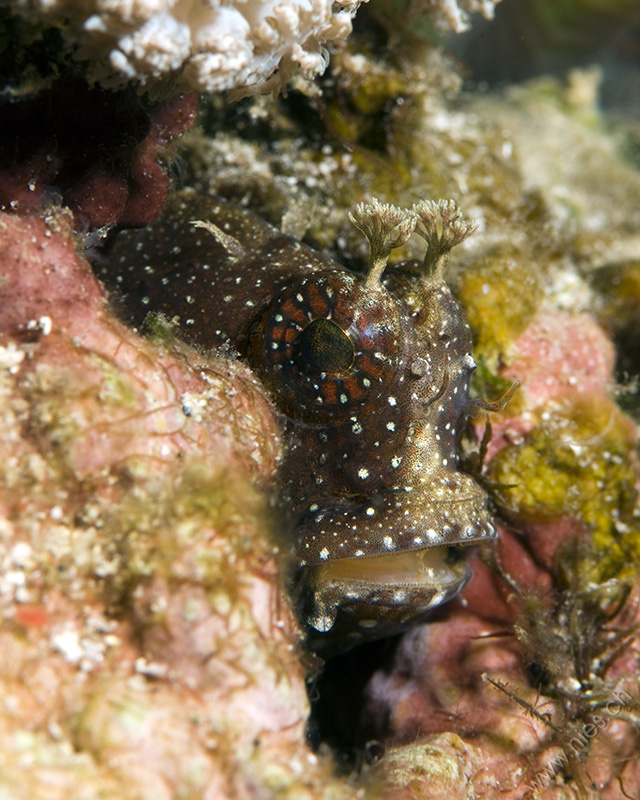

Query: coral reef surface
left=0, top=210, right=370, bottom=799
left=1, top=3, right=639, bottom=799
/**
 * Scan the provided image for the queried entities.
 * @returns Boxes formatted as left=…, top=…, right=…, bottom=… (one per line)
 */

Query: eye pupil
left=294, top=318, right=355, bottom=374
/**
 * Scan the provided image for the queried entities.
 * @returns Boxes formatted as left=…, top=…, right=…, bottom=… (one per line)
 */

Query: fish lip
left=303, top=543, right=472, bottom=590
left=299, top=553, right=473, bottom=643
left=295, top=470, right=498, bottom=568
left=297, top=513, right=498, bottom=568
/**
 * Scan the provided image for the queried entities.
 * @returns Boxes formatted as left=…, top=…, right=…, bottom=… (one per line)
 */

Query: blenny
left=103, top=191, right=498, bottom=654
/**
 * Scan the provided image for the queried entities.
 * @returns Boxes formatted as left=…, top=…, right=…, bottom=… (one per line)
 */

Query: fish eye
left=293, top=318, right=355, bottom=375
left=254, top=269, right=402, bottom=420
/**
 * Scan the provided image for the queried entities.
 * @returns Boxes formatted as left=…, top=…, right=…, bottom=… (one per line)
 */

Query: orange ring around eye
left=253, top=270, right=404, bottom=420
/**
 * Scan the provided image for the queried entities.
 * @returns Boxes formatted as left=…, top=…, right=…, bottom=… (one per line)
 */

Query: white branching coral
left=404, top=0, right=501, bottom=33
left=7, top=0, right=360, bottom=95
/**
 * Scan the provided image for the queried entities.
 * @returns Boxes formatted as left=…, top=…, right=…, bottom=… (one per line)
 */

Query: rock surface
left=0, top=210, right=363, bottom=799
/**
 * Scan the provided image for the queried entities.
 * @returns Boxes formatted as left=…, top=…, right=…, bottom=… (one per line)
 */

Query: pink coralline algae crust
left=485, top=311, right=617, bottom=460
left=0, top=80, right=197, bottom=230
left=505, top=313, right=615, bottom=400
left=0, top=212, right=363, bottom=799
left=0, top=212, right=277, bottom=480
left=362, top=309, right=640, bottom=800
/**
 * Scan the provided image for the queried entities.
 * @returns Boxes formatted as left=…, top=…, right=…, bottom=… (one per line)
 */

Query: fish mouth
left=300, top=544, right=473, bottom=650
left=311, top=543, right=469, bottom=590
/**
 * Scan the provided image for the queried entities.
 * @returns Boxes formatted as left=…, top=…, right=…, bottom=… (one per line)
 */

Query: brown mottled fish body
left=104, top=191, right=496, bottom=654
